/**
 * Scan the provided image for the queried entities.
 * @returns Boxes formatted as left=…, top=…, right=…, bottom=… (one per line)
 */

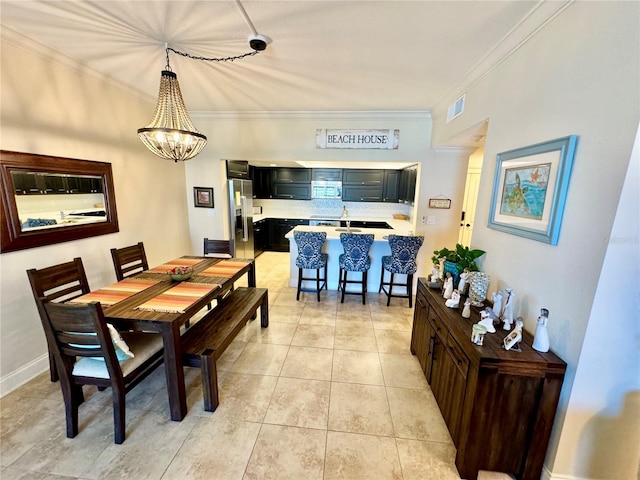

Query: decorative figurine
left=491, top=290, right=504, bottom=319
left=477, top=307, right=496, bottom=333
left=503, top=316, right=524, bottom=351
left=445, top=289, right=460, bottom=308
left=532, top=308, right=550, bottom=352
left=458, top=269, right=470, bottom=295
left=471, top=324, right=488, bottom=345
left=501, top=288, right=514, bottom=330
left=462, top=299, right=472, bottom=318
left=430, top=265, right=440, bottom=283
left=443, top=273, right=454, bottom=299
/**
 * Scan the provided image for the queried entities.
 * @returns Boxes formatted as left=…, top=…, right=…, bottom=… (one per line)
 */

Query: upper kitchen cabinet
left=12, top=171, right=104, bottom=195
left=382, top=170, right=400, bottom=202
left=251, top=167, right=272, bottom=199
left=342, top=169, right=384, bottom=202
left=226, top=160, right=250, bottom=179
left=399, top=167, right=418, bottom=205
left=272, top=168, right=312, bottom=184
left=312, top=168, right=342, bottom=181
left=271, top=168, right=311, bottom=200
left=342, top=169, right=384, bottom=185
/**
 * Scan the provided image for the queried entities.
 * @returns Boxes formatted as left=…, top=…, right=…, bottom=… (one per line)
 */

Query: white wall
left=0, top=34, right=193, bottom=393
left=430, top=2, right=639, bottom=478
left=184, top=112, right=432, bottom=254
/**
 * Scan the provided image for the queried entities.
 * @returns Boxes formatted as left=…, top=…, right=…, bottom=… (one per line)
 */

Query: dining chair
left=203, top=238, right=236, bottom=308
left=293, top=231, right=328, bottom=302
left=379, top=234, right=424, bottom=307
left=203, top=238, right=235, bottom=258
left=338, top=233, right=374, bottom=304
left=27, top=257, right=91, bottom=382
left=40, top=300, right=164, bottom=444
left=110, top=242, right=149, bottom=281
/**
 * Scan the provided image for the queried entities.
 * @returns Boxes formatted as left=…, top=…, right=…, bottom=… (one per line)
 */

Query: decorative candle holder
left=468, top=272, right=490, bottom=307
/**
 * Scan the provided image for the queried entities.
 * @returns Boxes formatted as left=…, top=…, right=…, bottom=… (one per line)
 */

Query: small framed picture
left=194, top=187, right=214, bottom=208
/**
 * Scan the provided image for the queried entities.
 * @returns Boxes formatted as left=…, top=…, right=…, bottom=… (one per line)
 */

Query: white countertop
left=283, top=221, right=413, bottom=242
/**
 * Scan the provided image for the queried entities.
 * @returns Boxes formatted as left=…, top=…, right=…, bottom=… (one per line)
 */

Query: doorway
left=458, top=147, right=485, bottom=247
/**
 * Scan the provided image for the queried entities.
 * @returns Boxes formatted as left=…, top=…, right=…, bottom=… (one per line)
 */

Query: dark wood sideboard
left=411, top=278, right=566, bottom=480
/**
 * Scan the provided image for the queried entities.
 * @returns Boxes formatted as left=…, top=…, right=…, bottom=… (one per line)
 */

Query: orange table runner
left=148, top=257, right=203, bottom=273
left=135, top=282, right=220, bottom=313
left=69, top=278, right=161, bottom=306
left=198, top=260, right=251, bottom=277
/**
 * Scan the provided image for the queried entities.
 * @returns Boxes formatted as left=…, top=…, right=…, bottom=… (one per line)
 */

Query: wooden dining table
left=97, top=256, right=255, bottom=421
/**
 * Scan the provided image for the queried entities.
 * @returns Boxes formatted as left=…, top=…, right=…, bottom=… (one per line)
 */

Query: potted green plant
left=431, top=244, right=486, bottom=287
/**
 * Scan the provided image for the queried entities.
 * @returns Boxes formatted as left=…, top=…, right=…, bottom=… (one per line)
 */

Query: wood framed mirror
left=0, top=150, right=119, bottom=253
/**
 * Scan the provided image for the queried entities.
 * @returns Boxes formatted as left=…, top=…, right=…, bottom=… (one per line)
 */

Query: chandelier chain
left=167, top=46, right=260, bottom=65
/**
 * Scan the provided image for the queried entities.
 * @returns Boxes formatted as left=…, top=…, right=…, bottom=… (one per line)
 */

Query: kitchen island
left=284, top=219, right=413, bottom=293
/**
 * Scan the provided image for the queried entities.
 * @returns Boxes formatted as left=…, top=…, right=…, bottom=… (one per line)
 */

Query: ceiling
left=0, top=0, right=543, bottom=167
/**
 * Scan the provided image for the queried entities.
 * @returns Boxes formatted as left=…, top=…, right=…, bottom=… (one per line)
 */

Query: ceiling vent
left=446, top=94, right=466, bottom=123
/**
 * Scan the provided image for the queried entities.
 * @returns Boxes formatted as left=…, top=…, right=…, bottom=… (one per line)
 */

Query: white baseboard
left=544, top=464, right=592, bottom=480
left=0, top=354, right=49, bottom=398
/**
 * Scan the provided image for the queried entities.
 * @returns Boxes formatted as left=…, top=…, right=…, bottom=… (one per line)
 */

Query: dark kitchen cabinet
left=270, top=218, right=309, bottom=252
left=342, top=169, right=384, bottom=185
left=226, top=160, right=250, bottom=179
left=272, top=168, right=311, bottom=184
left=253, top=219, right=268, bottom=256
left=382, top=170, right=400, bottom=202
left=342, top=184, right=383, bottom=202
left=12, top=172, right=103, bottom=195
left=411, top=279, right=566, bottom=480
left=399, top=167, right=417, bottom=204
left=312, top=168, right=342, bottom=181
left=271, top=183, right=311, bottom=200
left=251, top=167, right=272, bottom=199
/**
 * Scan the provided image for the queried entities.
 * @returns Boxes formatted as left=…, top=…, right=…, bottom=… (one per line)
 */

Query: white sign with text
left=316, top=129, right=399, bottom=149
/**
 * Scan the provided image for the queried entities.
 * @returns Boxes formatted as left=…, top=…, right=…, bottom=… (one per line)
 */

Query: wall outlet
left=421, top=215, right=427, bottom=224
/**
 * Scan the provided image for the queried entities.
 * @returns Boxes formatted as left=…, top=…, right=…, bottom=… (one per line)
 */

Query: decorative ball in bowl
left=167, top=266, right=193, bottom=281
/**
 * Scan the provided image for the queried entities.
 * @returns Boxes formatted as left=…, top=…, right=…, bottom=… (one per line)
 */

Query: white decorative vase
left=468, top=272, right=490, bottom=307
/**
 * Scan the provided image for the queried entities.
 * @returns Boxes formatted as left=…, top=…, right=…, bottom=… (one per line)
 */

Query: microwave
left=311, top=181, right=342, bottom=199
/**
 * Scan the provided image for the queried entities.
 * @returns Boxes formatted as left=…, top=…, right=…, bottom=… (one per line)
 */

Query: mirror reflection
left=12, top=171, right=107, bottom=232
left=11, top=170, right=107, bottom=232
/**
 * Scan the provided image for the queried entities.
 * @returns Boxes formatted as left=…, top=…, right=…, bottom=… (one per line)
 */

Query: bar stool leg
left=362, top=270, right=368, bottom=305
left=387, top=273, right=395, bottom=306
left=341, top=269, right=347, bottom=303
left=407, top=274, right=414, bottom=308
left=297, top=267, right=303, bottom=301
left=316, top=268, right=321, bottom=302
left=379, top=266, right=384, bottom=293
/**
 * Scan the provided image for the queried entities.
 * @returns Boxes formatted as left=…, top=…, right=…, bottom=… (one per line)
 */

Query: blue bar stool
left=293, top=231, right=328, bottom=302
left=379, top=234, right=424, bottom=307
left=338, top=233, right=374, bottom=304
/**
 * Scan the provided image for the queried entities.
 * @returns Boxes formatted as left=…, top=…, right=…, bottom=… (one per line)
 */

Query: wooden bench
left=181, top=287, right=269, bottom=412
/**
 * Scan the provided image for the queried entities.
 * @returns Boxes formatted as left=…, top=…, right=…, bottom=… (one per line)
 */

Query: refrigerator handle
left=241, top=195, right=249, bottom=242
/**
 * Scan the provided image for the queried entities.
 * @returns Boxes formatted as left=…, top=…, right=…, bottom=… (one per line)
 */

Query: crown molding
left=190, top=111, right=432, bottom=121
left=434, top=0, right=574, bottom=111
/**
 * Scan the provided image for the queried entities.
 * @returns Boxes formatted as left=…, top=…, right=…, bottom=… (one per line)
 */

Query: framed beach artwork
left=488, top=135, right=578, bottom=245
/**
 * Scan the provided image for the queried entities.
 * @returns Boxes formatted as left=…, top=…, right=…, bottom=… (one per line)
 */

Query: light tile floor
left=0, top=252, right=513, bottom=480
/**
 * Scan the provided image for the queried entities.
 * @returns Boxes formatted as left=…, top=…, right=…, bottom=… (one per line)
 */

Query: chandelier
left=137, top=0, right=270, bottom=162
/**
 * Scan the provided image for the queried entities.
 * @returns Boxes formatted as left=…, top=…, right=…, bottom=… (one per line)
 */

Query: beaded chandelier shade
left=137, top=69, right=207, bottom=162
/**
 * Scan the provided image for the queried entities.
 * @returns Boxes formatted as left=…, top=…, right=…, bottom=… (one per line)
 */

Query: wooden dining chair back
left=203, top=238, right=235, bottom=258
left=111, top=242, right=149, bottom=280
left=41, top=300, right=164, bottom=444
left=27, top=257, right=91, bottom=381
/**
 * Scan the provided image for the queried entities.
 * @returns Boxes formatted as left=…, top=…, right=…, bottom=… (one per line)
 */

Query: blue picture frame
left=487, top=135, right=578, bottom=245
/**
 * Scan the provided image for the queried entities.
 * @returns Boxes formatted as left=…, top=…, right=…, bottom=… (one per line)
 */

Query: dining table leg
left=248, top=262, right=256, bottom=287
left=161, top=321, right=187, bottom=421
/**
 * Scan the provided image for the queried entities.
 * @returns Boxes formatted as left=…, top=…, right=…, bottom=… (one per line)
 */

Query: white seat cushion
left=72, top=331, right=163, bottom=379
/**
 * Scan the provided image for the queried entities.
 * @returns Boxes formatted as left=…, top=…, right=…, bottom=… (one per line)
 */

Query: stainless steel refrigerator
left=228, top=179, right=255, bottom=258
